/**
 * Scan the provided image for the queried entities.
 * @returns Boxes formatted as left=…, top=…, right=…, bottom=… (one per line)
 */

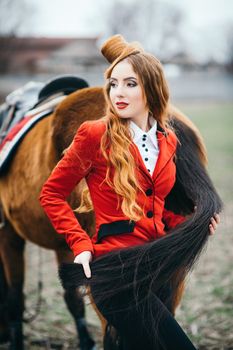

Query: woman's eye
left=109, top=81, right=137, bottom=88
left=109, top=81, right=117, bottom=87
left=110, top=82, right=117, bottom=88
left=128, top=82, right=137, bottom=87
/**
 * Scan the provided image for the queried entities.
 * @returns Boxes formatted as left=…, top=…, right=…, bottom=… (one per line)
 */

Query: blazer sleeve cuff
left=162, top=208, right=186, bottom=230
left=66, top=236, right=94, bottom=258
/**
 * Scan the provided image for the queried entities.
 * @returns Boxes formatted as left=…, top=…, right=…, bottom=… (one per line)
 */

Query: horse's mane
left=168, top=104, right=208, bottom=166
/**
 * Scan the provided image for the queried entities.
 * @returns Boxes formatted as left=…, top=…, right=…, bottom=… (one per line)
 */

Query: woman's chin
left=118, top=114, right=131, bottom=120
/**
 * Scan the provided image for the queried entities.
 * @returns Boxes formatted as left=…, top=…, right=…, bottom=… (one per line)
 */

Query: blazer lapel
left=152, top=129, right=176, bottom=181
left=129, top=124, right=177, bottom=182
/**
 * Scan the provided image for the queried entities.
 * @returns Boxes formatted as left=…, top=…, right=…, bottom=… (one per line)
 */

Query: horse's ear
left=51, top=86, right=106, bottom=158
left=168, top=104, right=208, bottom=167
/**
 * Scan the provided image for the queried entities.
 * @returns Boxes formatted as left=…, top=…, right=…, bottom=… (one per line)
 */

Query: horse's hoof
left=80, top=344, right=96, bottom=350
left=80, top=337, right=96, bottom=350
left=0, top=329, right=10, bottom=344
left=9, top=322, right=24, bottom=350
left=86, top=346, right=96, bottom=350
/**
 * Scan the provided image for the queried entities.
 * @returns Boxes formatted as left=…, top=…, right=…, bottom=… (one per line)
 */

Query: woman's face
left=109, top=59, right=149, bottom=121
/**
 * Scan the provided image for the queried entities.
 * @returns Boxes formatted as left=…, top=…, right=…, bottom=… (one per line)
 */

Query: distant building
left=0, top=36, right=107, bottom=74
left=38, top=37, right=106, bottom=74
left=0, top=36, right=225, bottom=77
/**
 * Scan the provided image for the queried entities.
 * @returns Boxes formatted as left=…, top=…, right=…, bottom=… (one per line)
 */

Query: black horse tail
left=59, top=118, right=223, bottom=346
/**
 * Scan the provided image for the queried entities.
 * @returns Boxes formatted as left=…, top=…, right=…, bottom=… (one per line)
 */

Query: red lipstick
left=116, top=102, right=129, bottom=110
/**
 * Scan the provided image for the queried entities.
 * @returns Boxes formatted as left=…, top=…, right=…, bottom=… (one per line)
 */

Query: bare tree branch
left=0, top=0, right=34, bottom=37
left=225, top=23, right=233, bottom=72
left=104, top=0, right=187, bottom=61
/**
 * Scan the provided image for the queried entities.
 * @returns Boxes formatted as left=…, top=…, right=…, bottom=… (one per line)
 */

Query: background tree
left=225, top=23, right=233, bottom=73
left=0, top=0, right=34, bottom=36
left=102, top=0, right=187, bottom=61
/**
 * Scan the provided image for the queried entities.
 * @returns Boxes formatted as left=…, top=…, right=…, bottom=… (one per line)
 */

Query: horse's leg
left=55, top=250, right=96, bottom=350
left=0, top=221, right=25, bottom=350
left=0, top=255, right=9, bottom=343
left=170, top=269, right=186, bottom=316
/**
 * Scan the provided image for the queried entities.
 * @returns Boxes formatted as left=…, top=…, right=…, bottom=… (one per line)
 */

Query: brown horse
left=0, top=85, right=207, bottom=350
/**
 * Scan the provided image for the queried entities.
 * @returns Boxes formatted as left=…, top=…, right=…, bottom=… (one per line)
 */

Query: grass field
left=174, top=102, right=233, bottom=350
left=1, top=101, right=232, bottom=350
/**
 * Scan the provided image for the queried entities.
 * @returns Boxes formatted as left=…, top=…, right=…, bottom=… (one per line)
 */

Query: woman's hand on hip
left=74, top=251, right=93, bottom=278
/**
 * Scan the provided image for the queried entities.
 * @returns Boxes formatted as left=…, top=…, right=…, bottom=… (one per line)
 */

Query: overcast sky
left=21, top=0, right=233, bottom=62
left=29, top=0, right=233, bottom=36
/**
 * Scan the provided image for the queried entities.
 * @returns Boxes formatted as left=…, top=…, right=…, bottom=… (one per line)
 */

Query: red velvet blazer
left=39, top=120, right=185, bottom=258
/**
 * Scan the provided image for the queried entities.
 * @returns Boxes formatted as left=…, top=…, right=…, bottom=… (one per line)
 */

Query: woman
left=39, top=35, right=221, bottom=349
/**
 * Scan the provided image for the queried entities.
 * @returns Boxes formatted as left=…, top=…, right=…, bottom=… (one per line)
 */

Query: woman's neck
left=130, top=114, right=151, bottom=132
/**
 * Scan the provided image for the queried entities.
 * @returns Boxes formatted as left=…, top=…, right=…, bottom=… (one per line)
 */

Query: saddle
left=0, top=75, right=89, bottom=174
left=0, top=75, right=89, bottom=143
